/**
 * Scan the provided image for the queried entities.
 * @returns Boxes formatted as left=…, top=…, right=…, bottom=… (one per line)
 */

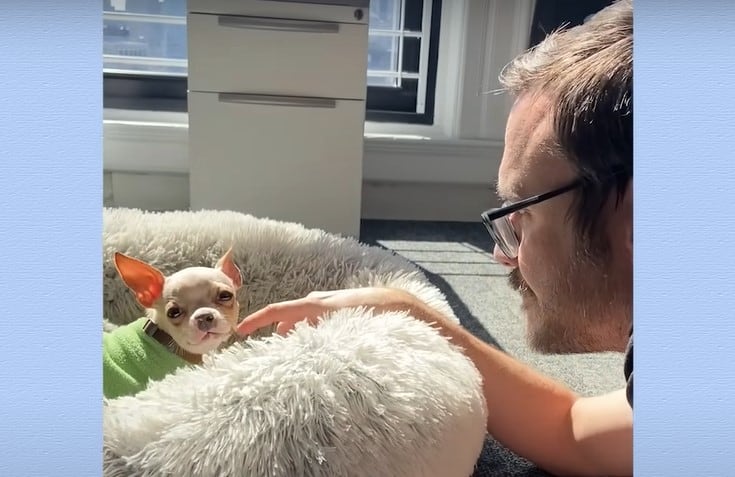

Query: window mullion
left=415, top=0, right=433, bottom=115
left=395, top=0, right=407, bottom=89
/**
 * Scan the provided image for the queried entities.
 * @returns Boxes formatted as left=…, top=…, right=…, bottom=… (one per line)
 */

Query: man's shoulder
left=623, top=326, right=633, bottom=408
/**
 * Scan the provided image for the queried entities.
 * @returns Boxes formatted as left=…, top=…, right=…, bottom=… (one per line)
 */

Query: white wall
left=103, top=0, right=535, bottom=222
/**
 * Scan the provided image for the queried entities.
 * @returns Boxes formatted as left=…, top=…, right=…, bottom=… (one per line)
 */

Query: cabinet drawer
left=188, top=91, right=366, bottom=237
left=188, top=0, right=370, bottom=24
left=187, top=12, right=369, bottom=100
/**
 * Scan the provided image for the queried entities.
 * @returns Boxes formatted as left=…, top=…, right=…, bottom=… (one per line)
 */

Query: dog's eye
left=167, top=307, right=183, bottom=319
left=218, top=291, right=234, bottom=302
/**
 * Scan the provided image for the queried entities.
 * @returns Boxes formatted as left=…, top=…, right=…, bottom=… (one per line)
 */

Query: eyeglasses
left=481, top=179, right=582, bottom=259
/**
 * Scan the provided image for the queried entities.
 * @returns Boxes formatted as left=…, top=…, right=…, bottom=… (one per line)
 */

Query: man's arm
left=456, top=328, right=633, bottom=476
left=355, top=290, right=633, bottom=476
left=417, top=303, right=633, bottom=477
left=237, top=287, right=633, bottom=477
left=571, top=389, right=633, bottom=475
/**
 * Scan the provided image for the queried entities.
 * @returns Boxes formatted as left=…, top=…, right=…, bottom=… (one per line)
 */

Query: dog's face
left=114, top=248, right=243, bottom=356
left=153, top=266, right=240, bottom=355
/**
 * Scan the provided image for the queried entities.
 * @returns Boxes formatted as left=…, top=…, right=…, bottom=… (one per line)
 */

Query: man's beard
left=508, top=268, right=531, bottom=296
left=507, top=237, right=630, bottom=354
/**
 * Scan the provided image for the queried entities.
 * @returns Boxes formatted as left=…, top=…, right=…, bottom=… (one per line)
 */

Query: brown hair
left=499, top=0, right=632, bottom=243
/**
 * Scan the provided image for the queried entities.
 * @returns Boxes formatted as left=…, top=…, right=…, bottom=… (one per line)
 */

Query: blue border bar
left=636, top=0, right=735, bottom=474
left=0, top=1, right=102, bottom=475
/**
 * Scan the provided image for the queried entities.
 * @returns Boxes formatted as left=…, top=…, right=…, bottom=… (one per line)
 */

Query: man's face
left=494, top=93, right=632, bottom=354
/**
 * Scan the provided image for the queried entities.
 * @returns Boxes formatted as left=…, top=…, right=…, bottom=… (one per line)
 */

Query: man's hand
left=236, top=287, right=431, bottom=337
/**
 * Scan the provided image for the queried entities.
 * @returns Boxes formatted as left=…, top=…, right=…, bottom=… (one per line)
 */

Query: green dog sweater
left=103, top=317, right=191, bottom=400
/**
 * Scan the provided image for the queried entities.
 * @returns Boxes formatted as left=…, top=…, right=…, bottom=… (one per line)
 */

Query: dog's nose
left=196, top=313, right=215, bottom=331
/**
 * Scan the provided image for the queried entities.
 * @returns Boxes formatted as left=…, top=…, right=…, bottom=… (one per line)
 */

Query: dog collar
left=142, top=319, right=178, bottom=353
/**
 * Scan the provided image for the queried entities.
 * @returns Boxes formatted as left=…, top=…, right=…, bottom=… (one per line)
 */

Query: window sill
left=103, top=109, right=503, bottom=186
left=102, top=107, right=451, bottom=140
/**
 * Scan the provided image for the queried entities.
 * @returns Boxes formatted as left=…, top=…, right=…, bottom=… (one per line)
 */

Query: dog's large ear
left=113, top=252, right=165, bottom=308
left=215, top=246, right=242, bottom=289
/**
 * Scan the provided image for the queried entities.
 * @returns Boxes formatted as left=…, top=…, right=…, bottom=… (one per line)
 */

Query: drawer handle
left=218, top=93, right=337, bottom=109
left=217, top=15, right=340, bottom=34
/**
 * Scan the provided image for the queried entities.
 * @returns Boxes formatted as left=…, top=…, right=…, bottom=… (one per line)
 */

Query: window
left=528, top=0, right=615, bottom=47
left=103, top=0, right=442, bottom=124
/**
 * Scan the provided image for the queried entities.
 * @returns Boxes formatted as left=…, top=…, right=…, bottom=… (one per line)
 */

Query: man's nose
left=493, top=243, right=518, bottom=268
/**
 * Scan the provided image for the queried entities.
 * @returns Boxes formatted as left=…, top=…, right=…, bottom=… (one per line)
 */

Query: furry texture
left=103, top=208, right=459, bottom=336
left=102, top=208, right=487, bottom=476
left=104, top=311, right=487, bottom=477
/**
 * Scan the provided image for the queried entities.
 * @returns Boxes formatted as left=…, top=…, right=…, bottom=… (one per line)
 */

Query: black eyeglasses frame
left=480, top=179, right=583, bottom=258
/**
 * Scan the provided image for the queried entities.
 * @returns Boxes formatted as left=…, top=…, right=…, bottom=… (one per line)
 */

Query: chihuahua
left=103, top=247, right=242, bottom=400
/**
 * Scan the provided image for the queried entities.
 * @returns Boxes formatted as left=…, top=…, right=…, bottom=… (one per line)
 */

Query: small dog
left=103, top=248, right=242, bottom=400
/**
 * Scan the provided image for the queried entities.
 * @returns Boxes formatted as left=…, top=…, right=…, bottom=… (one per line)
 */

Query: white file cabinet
left=187, top=0, right=370, bottom=238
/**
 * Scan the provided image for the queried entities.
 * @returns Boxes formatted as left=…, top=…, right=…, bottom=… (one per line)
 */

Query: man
left=237, top=1, right=633, bottom=475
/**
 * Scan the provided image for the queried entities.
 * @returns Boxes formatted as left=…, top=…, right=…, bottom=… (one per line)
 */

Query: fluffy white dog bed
left=102, top=208, right=488, bottom=477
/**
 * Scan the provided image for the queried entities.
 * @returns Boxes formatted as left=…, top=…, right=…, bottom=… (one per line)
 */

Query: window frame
left=103, top=0, right=443, bottom=125
left=527, top=0, right=616, bottom=47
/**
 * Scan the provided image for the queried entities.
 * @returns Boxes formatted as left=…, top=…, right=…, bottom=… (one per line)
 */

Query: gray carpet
left=359, top=219, right=625, bottom=477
